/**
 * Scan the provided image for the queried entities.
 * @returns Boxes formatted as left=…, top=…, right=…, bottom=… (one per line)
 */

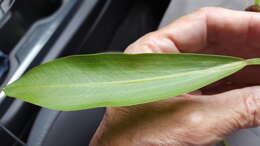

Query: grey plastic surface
left=27, top=108, right=105, bottom=146
left=160, top=0, right=260, bottom=146
left=0, top=0, right=14, bottom=25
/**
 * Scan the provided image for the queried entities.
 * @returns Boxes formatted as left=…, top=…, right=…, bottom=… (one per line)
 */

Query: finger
left=124, top=8, right=206, bottom=54
left=125, top=7, right=260, bottom=54
left=124, top=31, right=180, bottom=54
left=207, top=86, right=260, bottom=130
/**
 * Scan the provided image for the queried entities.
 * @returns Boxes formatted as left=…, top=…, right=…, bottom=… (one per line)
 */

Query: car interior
left=0, top=0, right=260, bottom=146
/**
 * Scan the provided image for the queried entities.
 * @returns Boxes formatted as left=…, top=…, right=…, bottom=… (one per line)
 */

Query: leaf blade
left=4, top=53, right=247, bottom=111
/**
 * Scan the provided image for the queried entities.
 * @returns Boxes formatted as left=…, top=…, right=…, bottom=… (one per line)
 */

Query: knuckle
left=140, top=32, right=161, bottom=53
left=137, top=32, right=161, bottom=53
left=125, top=32, right=159, bottom=53
left=141, top=32, right=157, bottom=45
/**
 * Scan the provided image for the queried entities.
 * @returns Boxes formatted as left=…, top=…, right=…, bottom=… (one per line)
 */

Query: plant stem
left=246, top=58, right=260, bottom=65
left=255, top=0, right=260, bottom=6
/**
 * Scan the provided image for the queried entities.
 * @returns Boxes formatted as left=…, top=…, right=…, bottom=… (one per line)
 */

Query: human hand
left=90, top=7, right=260, bottom=146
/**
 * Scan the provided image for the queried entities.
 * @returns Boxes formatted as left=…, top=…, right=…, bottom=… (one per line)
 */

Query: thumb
left=206, top=86, right=260, bottom=135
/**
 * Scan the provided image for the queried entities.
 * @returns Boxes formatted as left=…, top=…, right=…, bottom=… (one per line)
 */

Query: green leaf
left=3, top=53, right=260, bottom=111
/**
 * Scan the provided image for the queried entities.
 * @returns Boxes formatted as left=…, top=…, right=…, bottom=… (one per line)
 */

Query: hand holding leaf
left=90, top=7, right=260, bottom=146
left=4, top=7, right=260, bottom=146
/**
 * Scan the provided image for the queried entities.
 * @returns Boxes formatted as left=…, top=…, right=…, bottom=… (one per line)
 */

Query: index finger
left=125, top=7, right=260, bottom=54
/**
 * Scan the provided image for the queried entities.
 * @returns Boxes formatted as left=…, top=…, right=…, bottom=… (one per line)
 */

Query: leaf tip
left=3, top=87, right=9, bottom=96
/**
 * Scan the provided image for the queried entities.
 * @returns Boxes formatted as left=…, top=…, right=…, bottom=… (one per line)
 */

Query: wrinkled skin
left=90, top=7, right=260, bottom=146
